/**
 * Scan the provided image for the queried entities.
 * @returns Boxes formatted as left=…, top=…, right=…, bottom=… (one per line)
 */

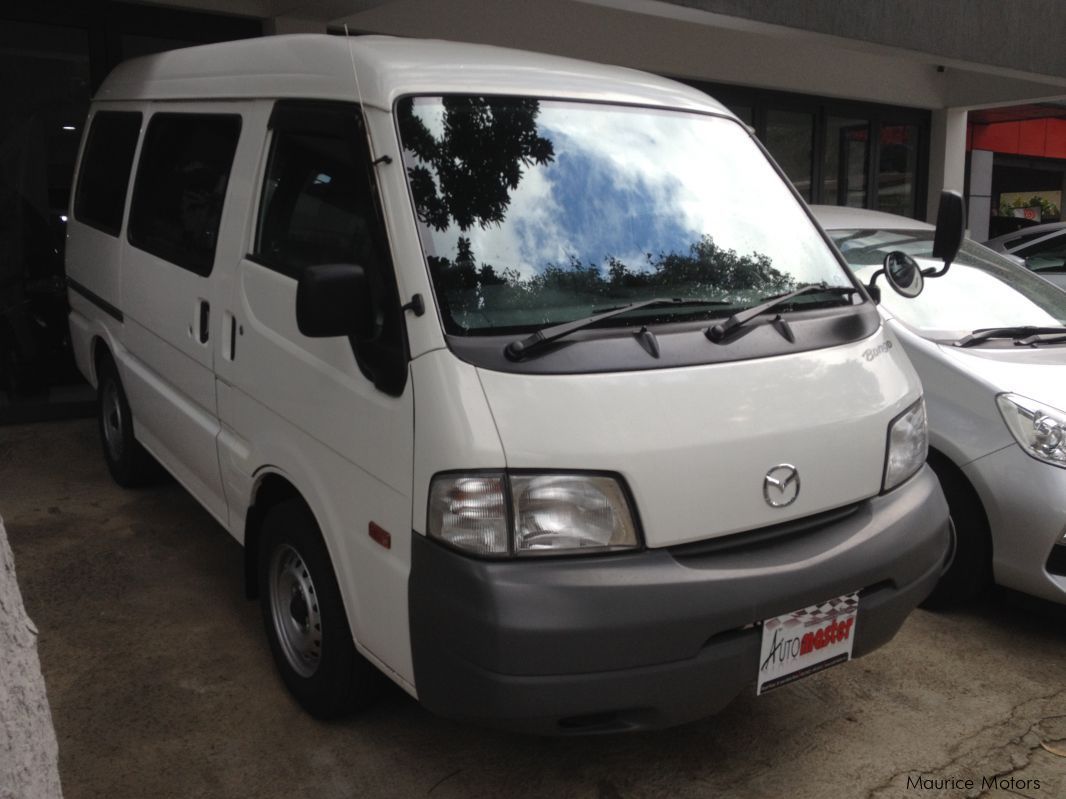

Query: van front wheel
left=258, top=499, right=380, bottom=718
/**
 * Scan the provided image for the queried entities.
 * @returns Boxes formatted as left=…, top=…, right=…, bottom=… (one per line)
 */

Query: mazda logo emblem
left=763, top=464, right=800, bottom=507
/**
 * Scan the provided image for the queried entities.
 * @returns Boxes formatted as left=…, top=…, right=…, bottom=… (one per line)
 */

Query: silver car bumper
left=965, top=443, right=1066, bottom=603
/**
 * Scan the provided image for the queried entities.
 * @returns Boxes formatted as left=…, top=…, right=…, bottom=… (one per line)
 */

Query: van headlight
left=427, top=472, right=640, bottom=557
left=883, top=398, right=928, bottom=492
left=997, top=394, right=1066, bottom=468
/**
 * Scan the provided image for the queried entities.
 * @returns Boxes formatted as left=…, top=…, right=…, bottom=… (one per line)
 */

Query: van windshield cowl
left=396, top=95, right=874, bottom=372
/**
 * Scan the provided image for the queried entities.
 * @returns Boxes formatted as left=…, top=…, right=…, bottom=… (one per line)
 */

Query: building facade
left=3, top=0, right=1066, bottom=418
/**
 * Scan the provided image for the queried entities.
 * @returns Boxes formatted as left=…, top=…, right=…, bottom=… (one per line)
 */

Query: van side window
left=128, top=113, right=241, bottom=276
left=254, top=101, right=408, bottom=396
left=73, top=111, right=142, bottom=236
left=255, top=109, right=376, bottom=278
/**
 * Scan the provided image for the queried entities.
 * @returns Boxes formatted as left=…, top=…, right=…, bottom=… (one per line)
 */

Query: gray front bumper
left=408, top=466, right=951, bottom=734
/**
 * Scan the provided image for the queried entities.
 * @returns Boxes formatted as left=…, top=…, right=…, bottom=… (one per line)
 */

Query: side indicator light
left=369, top=522, right=391, bottom=550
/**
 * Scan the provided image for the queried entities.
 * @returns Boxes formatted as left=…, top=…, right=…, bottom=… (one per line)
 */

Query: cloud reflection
left=400, top=97, right=849, bottom=331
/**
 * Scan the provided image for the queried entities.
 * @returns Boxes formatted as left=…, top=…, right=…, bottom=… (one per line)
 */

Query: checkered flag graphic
left=763, top=592, right=859, bottom=632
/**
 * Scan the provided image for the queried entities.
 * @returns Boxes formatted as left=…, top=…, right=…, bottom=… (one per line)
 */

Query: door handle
left=199, top=301, right=210, bottom=344
left=221, top=310, right=239, bottom=361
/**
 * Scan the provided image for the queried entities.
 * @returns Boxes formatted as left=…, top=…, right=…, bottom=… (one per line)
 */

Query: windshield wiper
left=1017, top=332, right=1066, bottom=346
left=954, top=326, right=1066, bottom=348
left=504, top=298, right=726, bottom=360
left=705, top=284, right=859, bottom=343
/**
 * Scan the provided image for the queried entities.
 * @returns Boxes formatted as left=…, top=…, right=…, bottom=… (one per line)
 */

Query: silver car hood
left=936, top=343, right=1066, bottom=408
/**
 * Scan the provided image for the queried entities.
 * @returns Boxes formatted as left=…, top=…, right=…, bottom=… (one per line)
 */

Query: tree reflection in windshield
left=428, top=234, right=794, bottom=329
left=398, top=96, right=848, bottom=334
left=398, top=96, right=555, bottom=232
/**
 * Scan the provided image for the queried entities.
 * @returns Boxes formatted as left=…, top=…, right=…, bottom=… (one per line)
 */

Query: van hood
left=936, top=343, right=1066, bottom=409
left=475, top=326, right=920, bottom=548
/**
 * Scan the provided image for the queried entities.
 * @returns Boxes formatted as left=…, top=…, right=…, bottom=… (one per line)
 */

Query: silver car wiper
left=504, top=297, right=728, bottom=361
left=954, top=326, right=1066, bottom=348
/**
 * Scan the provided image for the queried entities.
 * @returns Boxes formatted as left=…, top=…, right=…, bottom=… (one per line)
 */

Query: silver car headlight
left=427, top=472, right=640, bottom=557
left=883, top=397, right=928, bottom=492
left=997, top=393, right=1066, bottom=468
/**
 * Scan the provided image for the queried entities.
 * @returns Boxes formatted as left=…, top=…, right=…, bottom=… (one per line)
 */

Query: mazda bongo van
left=65, top=34, right=952, bottom=733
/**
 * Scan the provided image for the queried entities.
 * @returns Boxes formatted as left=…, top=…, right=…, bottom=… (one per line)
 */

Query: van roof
left=96, top=34, right=731, bottom=117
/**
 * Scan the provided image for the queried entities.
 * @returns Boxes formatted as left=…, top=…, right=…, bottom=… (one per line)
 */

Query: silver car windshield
left=830, top=228, right=1066, bottom=336
left=397, top=96, right=855, bottom=335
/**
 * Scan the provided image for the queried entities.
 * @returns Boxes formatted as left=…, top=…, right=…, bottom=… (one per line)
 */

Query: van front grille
left=668, top=502, right=863, bottom=560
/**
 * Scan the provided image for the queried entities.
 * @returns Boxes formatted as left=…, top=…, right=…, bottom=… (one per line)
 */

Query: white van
left=66, top=34, right=951, bottom=733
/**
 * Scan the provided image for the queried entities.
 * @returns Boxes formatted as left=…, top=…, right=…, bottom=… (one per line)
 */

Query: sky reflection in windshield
left=399, top=97, right=851, bottom=333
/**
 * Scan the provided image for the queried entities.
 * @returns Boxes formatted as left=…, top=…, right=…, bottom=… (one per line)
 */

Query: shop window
left=128, top=114, right=241, bottom=276
left=824, top=117, right=869, bottom=207
left=0, top=3, right=261, bottom=419
left=120, top=34, right=202, bottom=59
left=877, top=124, right=919, bottom=217
left=73, top=112, right=142, bottom=235
left=726, top=104, right=753, bottom=128
left=0, top=20, right=91, bottom=403
left=765, top=109, right=814, bottom=201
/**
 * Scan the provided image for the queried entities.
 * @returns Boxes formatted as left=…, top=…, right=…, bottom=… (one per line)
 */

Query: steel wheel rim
left=269, top=543, right=322, bottom=678
left=101, top=381, right=124, bottom=462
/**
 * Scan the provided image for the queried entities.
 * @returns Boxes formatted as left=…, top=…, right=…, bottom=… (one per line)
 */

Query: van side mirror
left=927, top=190, right=966, bottom=278
left=867, top=251, right=925, bottom=299
left=296, top=263, right=375, bottom=339
left=882, top=251, right=924, bottom=298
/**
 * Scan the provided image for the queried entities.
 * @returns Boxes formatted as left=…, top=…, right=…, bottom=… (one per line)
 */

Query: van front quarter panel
left=218, top=249, right=416, bottom=690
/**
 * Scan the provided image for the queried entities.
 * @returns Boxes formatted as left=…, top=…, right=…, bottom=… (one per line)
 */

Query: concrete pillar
left=968, top=149, right=994, bottom=242
left=0, top=516, right=63, bottom=799
left=926, top=107, right=968, bottom=225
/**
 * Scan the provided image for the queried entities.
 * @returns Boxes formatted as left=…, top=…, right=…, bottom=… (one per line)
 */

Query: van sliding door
left=120, top=109, right=242, bottom=523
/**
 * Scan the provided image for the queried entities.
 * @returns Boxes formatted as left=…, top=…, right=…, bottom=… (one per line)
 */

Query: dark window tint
left=877, top=123, right=919, bottom=217
left=726, top=104, right=753, bottom=127
left=1018, top=232, right=1066, bottom=273
left=1005, top=230, right=1055, bottom=250
left=823, top=116, right=868, bottom=208
left=765, top=109, right=813, bottom=201
left=128, top=113, right=240, bottom=276
left=256, top=126, right=377, bottom=276
left=74, top=111, right=142, bottom=236
left=255, top=101, right=406, bottom=395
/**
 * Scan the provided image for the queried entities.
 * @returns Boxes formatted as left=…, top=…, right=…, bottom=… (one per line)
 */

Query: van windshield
left=396, top=96, right=856, bottom=335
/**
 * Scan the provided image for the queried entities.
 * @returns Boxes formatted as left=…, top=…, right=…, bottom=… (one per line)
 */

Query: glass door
left=0, top=20, right=91, bottom=417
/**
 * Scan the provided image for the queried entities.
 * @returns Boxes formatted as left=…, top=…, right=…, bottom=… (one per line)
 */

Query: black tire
left=95, top=355, right=159, bottom=487
left=258, top=499, right=380, bottom=719
left=921, top=458, right=993, bottom=610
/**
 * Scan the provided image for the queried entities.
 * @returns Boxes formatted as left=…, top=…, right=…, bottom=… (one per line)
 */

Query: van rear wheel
left=96, top=357, right=159, bottom=487
left=258, top=499, right=380, bottom=718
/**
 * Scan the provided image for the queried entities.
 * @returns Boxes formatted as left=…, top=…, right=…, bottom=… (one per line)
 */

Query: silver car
left=986, top=221, right=1066, bottom=290
left=814, top=205, right=1066, bottom=607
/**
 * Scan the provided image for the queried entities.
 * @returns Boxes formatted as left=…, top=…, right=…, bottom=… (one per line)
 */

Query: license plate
left=756, top=593, right=859, bottom=695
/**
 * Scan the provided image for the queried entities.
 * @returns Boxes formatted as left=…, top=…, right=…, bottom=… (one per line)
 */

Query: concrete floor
left=2, top=419, right=1066, bottom=799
